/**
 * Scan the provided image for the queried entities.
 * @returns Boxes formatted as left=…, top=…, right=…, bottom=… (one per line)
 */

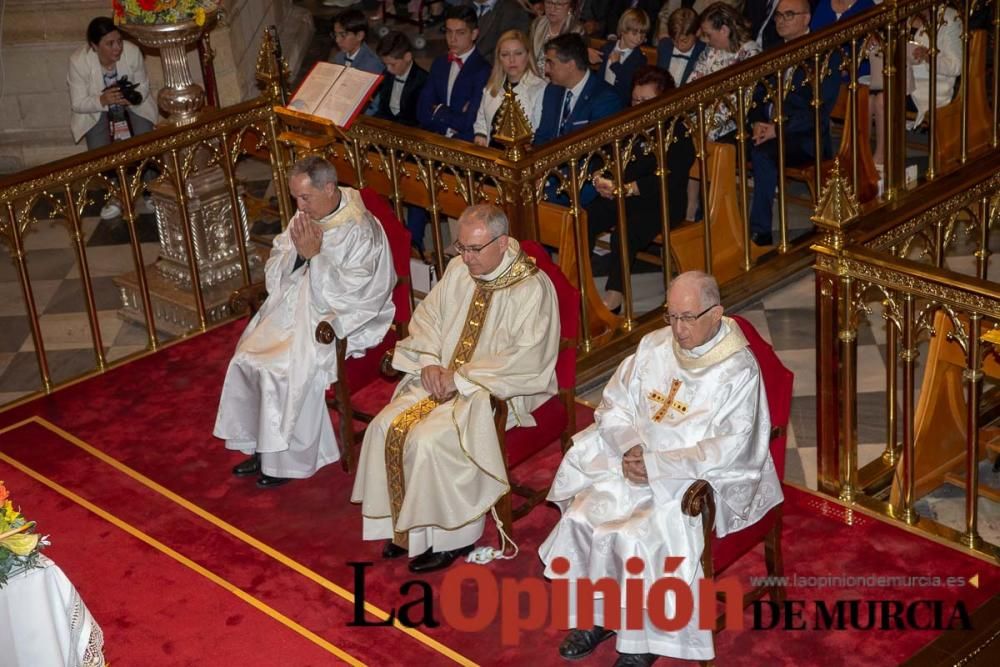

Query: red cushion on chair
left=706, top=316, right=794, bottom=574
left=360, top=187, right=412, bottom=323
left=503, top=396, right=568, bottom=468
left=519, top=241, right=579, bottom=391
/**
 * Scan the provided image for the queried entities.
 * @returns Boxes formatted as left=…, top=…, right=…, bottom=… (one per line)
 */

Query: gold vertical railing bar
left=695, top=105, right=712, bottom=274
left=993, top=0, right=999, bottom=148
left=883, top=305, right=899, bottom=465
left=960, top=0, right=971, bottom=164
left=962, top=313, right=982, bottom=548
left=839, top=275, right=858, bottom=502
left=351, top=138, right=367, bottom=189
left=62, top=184, right=106, bottom=371
left=387, top=149, right=405, bottom=223
left=168, top=149, right=207, bottom=331
left=898, top=293, right=919, bottom=524
left=775, top=69, right=789, bottom=251
left=611, top=140, right=634, bottom=330
left=265, top=113, right=292, bottom=226
left=654, top=120, right=672, bottom=300
left=568, top=158, right=592, bottom=353
left=116, top=165, right=159, bottom=352
left=218, top=132, right=252, bottom=287
left=927, top=8, right=938, bottom=179
left=812, top=54, right=823, bottom=198
left=735, top=88, right=752, bottom=271
left=426, top=161, right=447, bottom=279
left=849, top=41, right=860, bottom=197
left=6, top=202, right=51, bottom=392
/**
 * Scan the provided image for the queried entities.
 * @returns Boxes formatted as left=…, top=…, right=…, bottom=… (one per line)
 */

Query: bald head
left=666, top=272, right=723, bottom=349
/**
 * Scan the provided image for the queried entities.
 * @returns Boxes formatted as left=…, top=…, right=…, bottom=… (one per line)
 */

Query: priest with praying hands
left=352, top=204, right=560, bottom=573
left=214, top=157, right=396, bottom=489
left=539, top=271, right=782, bottom=667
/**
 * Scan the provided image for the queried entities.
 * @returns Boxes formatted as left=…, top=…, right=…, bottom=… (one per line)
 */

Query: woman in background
left=474, top=30, right=547, bottom=146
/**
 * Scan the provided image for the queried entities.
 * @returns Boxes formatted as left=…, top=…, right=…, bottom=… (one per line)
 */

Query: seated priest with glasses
left=352, top=204, right=560, bottom=573
left=538, top=270, right=782, bottom=667
left=214, top=156, right=396, bottom=489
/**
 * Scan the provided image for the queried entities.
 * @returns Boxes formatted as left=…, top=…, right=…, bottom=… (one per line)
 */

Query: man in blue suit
left=534, top=34, right=623, bottom=208
left=416, top=5, right=492, bottom=142
left=534, top=33, right=622, bottom=145
left=747, top=0, right=840, bottom=246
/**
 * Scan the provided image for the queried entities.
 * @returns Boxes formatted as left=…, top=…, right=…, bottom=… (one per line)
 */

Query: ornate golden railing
left=0, top=0, right=996, bottom=400
left=0, top=97, right=283, bottom=397
left=813, top=151, right=1000, bottom=562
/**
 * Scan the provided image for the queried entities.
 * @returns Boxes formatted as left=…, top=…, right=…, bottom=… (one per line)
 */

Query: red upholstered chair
left=316, top=187, right=412, bottom=472
left=491, top=240, right=580, bottom=539
left=681, top=314, right=792, bottom=660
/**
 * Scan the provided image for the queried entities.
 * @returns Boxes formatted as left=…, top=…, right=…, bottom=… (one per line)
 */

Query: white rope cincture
left=465, top=506, right=519, bottom=565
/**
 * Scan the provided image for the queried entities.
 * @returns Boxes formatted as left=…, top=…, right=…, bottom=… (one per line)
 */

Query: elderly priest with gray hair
left=539, top=271, right=782, bottom=667
left=352, top=204, right=560, bottom=573
left=214, top=156, right=396, bottom=489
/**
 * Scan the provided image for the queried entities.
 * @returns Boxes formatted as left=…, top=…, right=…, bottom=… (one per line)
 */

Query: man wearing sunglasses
left=353, top=204, right=560, bottom=573
left=540, top=271, right=781, bottom=667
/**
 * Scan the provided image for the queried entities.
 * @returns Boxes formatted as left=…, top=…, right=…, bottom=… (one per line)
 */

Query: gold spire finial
left=811, top=159, right=860, bottom=248
left=256, top=26, right=290, bottom=104
left=491, top=80, right=534, bottom=161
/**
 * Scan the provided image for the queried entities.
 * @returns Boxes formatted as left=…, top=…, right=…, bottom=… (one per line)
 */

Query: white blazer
left=67, top=40, right=158, bottom=143
left=473, top=71, right=546, bottom=142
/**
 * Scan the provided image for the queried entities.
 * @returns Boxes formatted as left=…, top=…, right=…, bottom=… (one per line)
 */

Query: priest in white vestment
left=214, top=156, right=396, bottom=488
left=352, top=204, right=560, bottom=573
left=538, top=271, right=782, bottom=666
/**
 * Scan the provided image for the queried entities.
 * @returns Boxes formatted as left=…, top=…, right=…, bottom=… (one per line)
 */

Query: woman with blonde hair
left=474, top=30, right=547, bottom=146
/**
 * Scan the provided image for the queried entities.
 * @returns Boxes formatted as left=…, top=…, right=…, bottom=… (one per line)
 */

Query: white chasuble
left=214, top=187, right=396, bottom=478
left=538, top=317, right=782, bottom=660
left=352, top=240, right=559, bottom=553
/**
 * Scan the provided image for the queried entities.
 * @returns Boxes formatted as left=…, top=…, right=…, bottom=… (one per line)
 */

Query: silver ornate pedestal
left=113, top=10, right=264, bottom=335
left=115, top=170, right=262, bottom=336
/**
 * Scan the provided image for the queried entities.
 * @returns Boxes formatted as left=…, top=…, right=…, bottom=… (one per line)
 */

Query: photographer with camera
left=68, top=17, right=158, bottom=219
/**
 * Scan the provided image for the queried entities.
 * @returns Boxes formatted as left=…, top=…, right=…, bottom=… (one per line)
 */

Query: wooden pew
left=663, top=141, right=770, bottom=284
left=785, top=84, right=880, bottom=204
left=934, top=30, right=991, bottom=170
left=890, top=310, right=1000, bottom=505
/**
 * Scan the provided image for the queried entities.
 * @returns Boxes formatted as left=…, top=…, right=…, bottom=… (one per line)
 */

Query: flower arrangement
left=113, top=0, right=219, bottom=27
left=0, top=481, right=49, bottom=588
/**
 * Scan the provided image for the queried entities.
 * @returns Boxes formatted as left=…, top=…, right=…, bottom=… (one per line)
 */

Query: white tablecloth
left=0, top=556, right=105, bottom=667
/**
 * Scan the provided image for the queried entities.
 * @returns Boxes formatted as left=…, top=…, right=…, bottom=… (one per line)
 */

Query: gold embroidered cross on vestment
left=648, top=378, right=689, bottom=422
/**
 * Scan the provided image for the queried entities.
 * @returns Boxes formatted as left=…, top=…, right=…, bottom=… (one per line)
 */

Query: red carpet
left=1, top=319, right=998, bottom=666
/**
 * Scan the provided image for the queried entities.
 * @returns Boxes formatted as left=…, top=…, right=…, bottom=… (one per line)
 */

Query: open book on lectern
left=287, top=62, right=383, bottom=130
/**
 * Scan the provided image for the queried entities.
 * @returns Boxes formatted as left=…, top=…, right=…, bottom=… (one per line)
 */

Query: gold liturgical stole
left=384, top=251, right=538, bottom=548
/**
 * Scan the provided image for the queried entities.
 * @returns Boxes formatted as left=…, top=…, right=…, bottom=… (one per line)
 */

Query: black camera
left=116, top=76, right=143, bottom=106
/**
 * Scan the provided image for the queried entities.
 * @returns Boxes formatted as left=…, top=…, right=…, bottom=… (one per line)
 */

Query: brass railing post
left=6, top=203, right=51, bottom=391
left=735, top=87, right=752, bottom=271
left=896, top=293, right=919, bottom=525
left=168, top=149, right=208, bottom=331
left=611, top=139, right=634, bottom=330
left=568, top=157, right=592, bottom=353
left=838, top=273, right=858, bottom=503
left=655, top=120, right=673, bottom=299
left=116, top=165, right=159, bottom=351
left=63, top=184, right=106, bottom=371
left=218, top=132, right=252, bottom=287
left=962, top=313, right=982, bottom=548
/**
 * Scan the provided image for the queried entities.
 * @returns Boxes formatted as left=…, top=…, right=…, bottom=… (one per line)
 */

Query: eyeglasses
left=774, top=10, right=809, bottom=22
left=454, top=235, right=503, bottom=255
left=663, top=304, right=718, bottom=325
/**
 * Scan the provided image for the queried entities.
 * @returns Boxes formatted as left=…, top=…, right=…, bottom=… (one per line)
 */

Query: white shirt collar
left=568, top=70, right=589, bottom=100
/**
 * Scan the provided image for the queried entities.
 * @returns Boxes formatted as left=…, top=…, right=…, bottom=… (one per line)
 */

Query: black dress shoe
left=751, top=231, right=774, bottom=247
left=612, top=653, right=658, bottom=667
left=256, top=474, right=291, bottom=489
left=407, top=544, right=474, bottom=573
left=558, top=626, right=616, bottom=660
left=232, top=454, right=260, bottom=477
left=382, top=541, right=408, bottom=559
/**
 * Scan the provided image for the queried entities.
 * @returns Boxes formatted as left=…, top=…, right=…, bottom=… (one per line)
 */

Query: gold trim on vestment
left=383, top=249, right=538, bottom=548
left=671, top=317, right=748, bottom=370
